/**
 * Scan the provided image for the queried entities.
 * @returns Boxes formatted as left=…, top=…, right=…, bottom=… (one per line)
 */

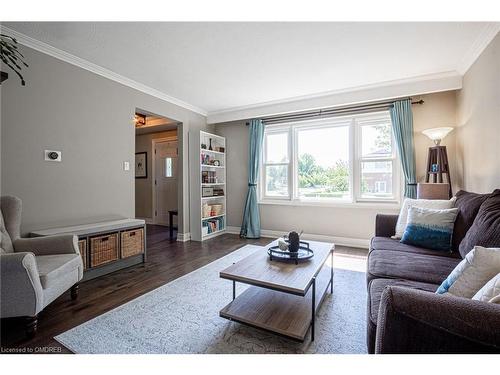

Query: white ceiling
left=3, top=22, right=497, bottom=116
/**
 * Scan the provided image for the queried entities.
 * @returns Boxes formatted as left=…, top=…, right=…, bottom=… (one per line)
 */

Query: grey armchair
left=0, top=196, right=83, bottom=338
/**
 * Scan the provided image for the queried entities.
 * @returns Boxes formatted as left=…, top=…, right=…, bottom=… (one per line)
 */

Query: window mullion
left=290, top=129, right=299, bottom=200
left=352, top=118, right=359, bottom=203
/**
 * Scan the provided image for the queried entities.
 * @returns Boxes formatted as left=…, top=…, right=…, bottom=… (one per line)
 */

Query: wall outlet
left=123, top=161, right=130, bottom=171
left=44, top=150, right=62, bottom=162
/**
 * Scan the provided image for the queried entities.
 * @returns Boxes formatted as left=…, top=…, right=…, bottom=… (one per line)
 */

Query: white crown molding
left=457, top=22, right=500, bottom=75
left=207, top=71, right=462, bottom=124
left=0, top=26, right=208, bottom=117
left=226, top=226, right=369, bottom=249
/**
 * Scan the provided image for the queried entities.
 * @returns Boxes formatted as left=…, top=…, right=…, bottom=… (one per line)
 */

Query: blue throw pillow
left=400, top=206, right=459, bottom=252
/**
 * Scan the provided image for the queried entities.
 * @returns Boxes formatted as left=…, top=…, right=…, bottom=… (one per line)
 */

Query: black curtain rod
left=245, top=99, right=424, bottom=125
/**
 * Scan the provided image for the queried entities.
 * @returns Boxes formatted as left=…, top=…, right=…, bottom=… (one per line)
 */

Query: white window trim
left=355, top=113, right=400, bottom=203
left=259, top=111, right=402, bottom=207
left=261, top=126, right=293, bottom=200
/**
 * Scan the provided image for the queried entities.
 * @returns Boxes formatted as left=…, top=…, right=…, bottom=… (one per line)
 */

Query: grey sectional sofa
left=367, top=190, right=500, bottom=353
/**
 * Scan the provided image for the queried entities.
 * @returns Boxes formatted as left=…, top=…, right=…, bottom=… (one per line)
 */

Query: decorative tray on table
left=267, top=240, right=314, bottom=265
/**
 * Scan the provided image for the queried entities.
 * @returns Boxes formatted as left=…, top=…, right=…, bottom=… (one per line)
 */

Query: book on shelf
left=202, top=216, right=225, bottom=235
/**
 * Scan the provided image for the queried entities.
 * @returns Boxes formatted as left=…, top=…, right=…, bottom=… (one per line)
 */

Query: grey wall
left=456, top=32, right=500, bottom=193
left=1, top=46, right=208, bottom=235
left=135, top=129, right=177, bottom=218
left=412, top=91, right=459, bottom=193
left=215, top=91, right=459, bottom=242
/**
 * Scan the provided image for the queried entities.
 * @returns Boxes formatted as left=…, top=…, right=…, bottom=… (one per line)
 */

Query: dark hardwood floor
left=0, top=225, right=363, bottom=353
left=0, top=225, right=270, bottom=353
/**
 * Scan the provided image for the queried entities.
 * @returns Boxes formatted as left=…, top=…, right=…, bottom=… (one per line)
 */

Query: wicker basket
left=78, top=239, right=87, bottom=270
left=90, top=233, right=119, bottom=267
left=120, top=228, right=144, bottom=258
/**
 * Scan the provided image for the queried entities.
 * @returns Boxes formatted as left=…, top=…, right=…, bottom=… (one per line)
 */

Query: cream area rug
left=55, top=244, right=367, bottom=354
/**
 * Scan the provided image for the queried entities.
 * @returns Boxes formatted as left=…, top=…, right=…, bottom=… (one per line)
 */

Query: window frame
left=355, top=113, right=400, bottom=203
left=259, top=111, right=401, bottom=206
left=261, top=126, right=293, bottom=200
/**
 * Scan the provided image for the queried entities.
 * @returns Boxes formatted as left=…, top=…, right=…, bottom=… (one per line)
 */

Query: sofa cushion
left=367, top=249, right=460, bottom=284
left=370, top=237, right=461, bottom=259
left=368, top=278, right=437, bottom=324
left=36, top=254, right=81, bottom=289
left=459, top=189, right=500, bottom=258
left=452, top=190, right=491, bottom=251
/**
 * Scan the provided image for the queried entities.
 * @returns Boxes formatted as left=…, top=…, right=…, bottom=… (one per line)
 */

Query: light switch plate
left=123, top=161, right=130, bottom=171
left=44, top=150, right=62, bottom=162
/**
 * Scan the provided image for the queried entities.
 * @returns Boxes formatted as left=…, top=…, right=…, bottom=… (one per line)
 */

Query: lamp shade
left=422, top=127, right=453, bottom=145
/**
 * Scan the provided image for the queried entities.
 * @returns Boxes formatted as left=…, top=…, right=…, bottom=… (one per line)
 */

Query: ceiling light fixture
left=134, top=114, right=146, bottom=127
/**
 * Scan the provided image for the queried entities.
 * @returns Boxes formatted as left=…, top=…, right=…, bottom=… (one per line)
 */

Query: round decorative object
left=287, top=231, right=300, bottom=252
left=268, top=242, right=313, bottom=265
left=213, top=160, right=220, bottom=166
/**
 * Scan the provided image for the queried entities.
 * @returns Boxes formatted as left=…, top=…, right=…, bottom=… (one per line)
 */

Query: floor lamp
left=421, top=127, right=454, bottom=199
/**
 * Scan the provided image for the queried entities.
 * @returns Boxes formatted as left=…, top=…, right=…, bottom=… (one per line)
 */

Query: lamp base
left=425, top=146, right=452, bottom=198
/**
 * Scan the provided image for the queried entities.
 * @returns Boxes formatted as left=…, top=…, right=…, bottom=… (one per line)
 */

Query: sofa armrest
left=375, top=214, right=398, bottom=237
left=14, top=235, right=79, bottom=256
left=375, top=286, right=500, bottom=353
left=0, top=252, right=44, bottom=317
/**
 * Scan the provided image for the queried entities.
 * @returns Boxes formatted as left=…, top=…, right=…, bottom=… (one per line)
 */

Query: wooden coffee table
left=219, top=240, right=334, bottom=342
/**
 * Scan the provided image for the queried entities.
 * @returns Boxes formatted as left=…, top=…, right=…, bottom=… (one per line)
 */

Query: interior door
left=154, top=140, right=178, bottom=226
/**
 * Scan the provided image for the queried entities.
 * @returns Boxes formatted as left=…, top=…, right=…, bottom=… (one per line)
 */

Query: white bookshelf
left=189, top=130, right=227, bottom=241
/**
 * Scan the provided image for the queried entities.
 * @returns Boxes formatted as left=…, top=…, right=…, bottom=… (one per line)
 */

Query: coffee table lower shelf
left=219, top=265, right=332, bottom=342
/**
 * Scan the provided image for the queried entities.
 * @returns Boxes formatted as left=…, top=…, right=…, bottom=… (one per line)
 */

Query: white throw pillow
left=436, top=246, right=500, bottom=298
left=472, top=273, right=500, bottom=304
left=393, top=197, right=456, bottom=239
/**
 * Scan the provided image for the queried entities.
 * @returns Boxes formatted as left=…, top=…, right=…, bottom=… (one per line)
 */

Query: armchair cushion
left=0, top=214, right=14, bottom=253
left=14, top=234, right=79, bottom=256
left=0, top=196, right=22, bottom=242
left=36, top=254, right=82, bottom=289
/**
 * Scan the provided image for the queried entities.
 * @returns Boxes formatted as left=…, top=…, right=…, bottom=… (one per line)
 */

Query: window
left=297, top=123, right=351, bottom=200
left=260, top=112, right=399, bottom=204
left=165, top=157, right=173, bottom=177
left=263, top=131, right=290, bottom=198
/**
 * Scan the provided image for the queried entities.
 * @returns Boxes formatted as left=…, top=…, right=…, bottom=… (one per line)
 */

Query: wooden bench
left=31, top=219, right=146, bottom=281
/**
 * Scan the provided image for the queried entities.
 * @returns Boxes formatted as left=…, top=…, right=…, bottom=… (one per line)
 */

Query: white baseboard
left=226, top=226, right=369, bottom=249
left=177, top=232, right=191, bottom=242
left=136, top=217, right=154, bottom=225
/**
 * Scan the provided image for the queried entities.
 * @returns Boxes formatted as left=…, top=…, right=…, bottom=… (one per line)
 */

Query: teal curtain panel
left=240, top=119, right=264, bottom=238
left=390, top=99, right=417, bottom=198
